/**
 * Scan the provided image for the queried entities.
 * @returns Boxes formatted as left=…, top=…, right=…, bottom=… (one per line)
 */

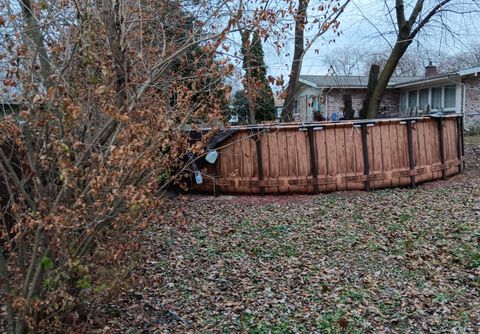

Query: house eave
left=457, top=66, right=480, bottom=76
left=298, top=77, right=319, bottom=88
left=298, top=83, right=398, bottom=90
left=392, top=74, right=461, bottom=88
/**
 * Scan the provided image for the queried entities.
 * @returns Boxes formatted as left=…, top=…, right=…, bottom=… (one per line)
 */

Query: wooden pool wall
left=194, top=115, right=464, bottom=195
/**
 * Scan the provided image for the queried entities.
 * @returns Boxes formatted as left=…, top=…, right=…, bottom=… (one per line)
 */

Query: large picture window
left=408, top=90, right=417, bottom=109
left=404, top=85, right=457, bottom=114
left=400, top=93, right=407, bottom=116
left=431, top=88, right=442, bottom=109
left=419, top=89, right=429, bottom=112
left=444, top=85, right=456, bottom=109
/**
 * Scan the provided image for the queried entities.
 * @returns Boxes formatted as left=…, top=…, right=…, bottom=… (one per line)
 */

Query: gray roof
left=299, top=75, right=421, bottom=89
left=300, top=66, right=480, bottom=90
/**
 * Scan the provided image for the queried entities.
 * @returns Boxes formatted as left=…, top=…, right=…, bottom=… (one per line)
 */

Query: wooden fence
left=194, top=115, right=464, bottom=195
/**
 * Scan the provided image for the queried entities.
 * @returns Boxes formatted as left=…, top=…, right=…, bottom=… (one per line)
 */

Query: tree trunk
left=19, top=0, right=53, bottom=88
left=101, top=0, right=128, bottom=110
left=365, top=40, right=409, bottom=119
left=359, top=64, right=380, bottom=119
left=282, top=0, right=309, bottom=122
left=342, top=93, right=354, bottom=120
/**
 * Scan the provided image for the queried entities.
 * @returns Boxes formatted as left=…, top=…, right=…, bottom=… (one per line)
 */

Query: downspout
left=446, top=75, right=467, bottom=130
left=318, top=87, right=325, bottom=120
left=324, top=86, right=333, bottom=120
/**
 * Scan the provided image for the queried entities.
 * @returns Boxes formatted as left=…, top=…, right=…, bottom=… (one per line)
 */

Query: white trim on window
left=403, top=84, right=458, bottom=114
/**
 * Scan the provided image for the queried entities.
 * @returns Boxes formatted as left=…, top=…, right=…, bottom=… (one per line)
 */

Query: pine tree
left=240, top=30, right=275, bottom=123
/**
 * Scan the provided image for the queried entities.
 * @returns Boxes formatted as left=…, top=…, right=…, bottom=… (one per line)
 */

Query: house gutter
left=324, top=86, right=333, bottom=120
left=393, top=74, right=457, bottom=88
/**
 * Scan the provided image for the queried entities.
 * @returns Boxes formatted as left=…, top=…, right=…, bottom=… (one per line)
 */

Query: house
left=274, top=91, right=284, bottom=120
left=0, top=70, right=19, bottom=117
left=294, top=64, right=480, bottom=128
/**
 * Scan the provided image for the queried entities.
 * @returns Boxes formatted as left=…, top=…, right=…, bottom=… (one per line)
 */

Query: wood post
left=255, top=131, right=265, bottom=196
left=361, top=124, right=370, bottom=191
left=456, top=116, right=464, bottom=173
left=406, top=120, right=416, bottom=188
left=460, top=115, right=465, bottom=170
left=436, top=118, right=446, bottom=180
left=307, top=128, right=319, bottom=194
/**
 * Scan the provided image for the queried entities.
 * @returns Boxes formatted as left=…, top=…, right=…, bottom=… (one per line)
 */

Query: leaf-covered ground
left=98, top=136, right=480, bottom=333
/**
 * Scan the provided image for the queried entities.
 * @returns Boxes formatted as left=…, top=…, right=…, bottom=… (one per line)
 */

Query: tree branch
left=409, top=0, right=452, bottom=39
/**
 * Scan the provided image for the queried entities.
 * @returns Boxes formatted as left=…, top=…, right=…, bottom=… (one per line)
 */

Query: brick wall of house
left=325, top=88, right=401, bottom=118
left=463, top=75, right=480, bottom=130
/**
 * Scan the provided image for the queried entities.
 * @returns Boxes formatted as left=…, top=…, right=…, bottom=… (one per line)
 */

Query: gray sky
left=260, top=0, right=480, bottom=80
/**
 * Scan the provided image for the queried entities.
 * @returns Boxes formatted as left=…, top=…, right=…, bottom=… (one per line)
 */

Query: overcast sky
left=258, top=0, right=480, bottom=81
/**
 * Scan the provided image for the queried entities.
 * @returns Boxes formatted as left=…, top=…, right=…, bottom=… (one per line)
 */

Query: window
left=408, top=90, right=417, bottom=109
left=312, top=97, right=319, bottom=112
left=419, top=89, right=429, bottom=112
left=402, top=85, right=458, bottom=115
left=431, top=87, right=442, bottom=110
left=399, top=93, right=407, bottom=116
left=444, top=85, right=456, bottom=109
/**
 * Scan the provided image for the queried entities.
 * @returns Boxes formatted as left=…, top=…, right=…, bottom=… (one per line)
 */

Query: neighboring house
left=0, top=70, right=19, bottom=117
left=294, top=64, right=480, bottom=128
left=273, top=91, right=284, bottom=120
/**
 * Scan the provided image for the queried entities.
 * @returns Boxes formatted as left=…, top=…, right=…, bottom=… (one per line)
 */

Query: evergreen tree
left=232, top=90, right=250, bottom=123
left=240, top=30, right=275, bottom=123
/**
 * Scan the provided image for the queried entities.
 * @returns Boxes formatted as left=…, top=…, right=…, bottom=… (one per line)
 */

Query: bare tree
left=282, top=0, right=351, bottom=121
left=437, top=43, right=480, bottom=71
left=322, top=43, right=480, bottom=78
left=0, top=0, right=242, bottom=331
left=363, top=0, right=478, bottom=119
left=363, top=49, right=426, bottom=76
left=322, top=46, right=366, bottom=76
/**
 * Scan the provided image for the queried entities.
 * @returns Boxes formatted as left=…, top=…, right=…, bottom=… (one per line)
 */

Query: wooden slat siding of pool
left=425, top=119, right=435, bottom=180
left=194, top=116, right=463, bottom=194
left=235, top=133, right=245, bottom=192
left=267, top=131, right=279, bottom=193
left=411, top=121, right=421, bottom=184
left=326, top=124, right=338, bottom=192
left=344, top=125, right=355, bottom=190
left=413, top=121, right=422, bottom=183
left=447, top=119, right=460, bottom=176
left=335, top=125, right=346, bottom=190
left=380, top=121, right=391, bottom=188
left=367, top=124, right=378, bottom=189
left=388, top=122, right=398, bottom=185
left=259, top=131, right=269, bottom=192
left=299, top=129, right=313, bottom=192
left=422, top=120, right=433, bottom=182
left=276, top=128, right=288, bottom=193
left=314, top=127, right=327, bottom=192
left=250, top=133, right=260, bottom=194
left=353, top=125, right=365, bottom=190
left=398, top=120, right=408, bottom=185
left=429, top=119, right=441, bottom=180
left=223, top=137, right=231, bottom=192
left=232, top=133, right=241, bottom=190
left=285, top=127, right=295, bottom=193
left=449, top=119, right=459, bottom=175
left=428, top=119, right=438, bottom=181
left=239, top=132, right=252, bottom=193
left=398, top=122, right=411, bottom=186
left=416, top=120, right=427, bottom=184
